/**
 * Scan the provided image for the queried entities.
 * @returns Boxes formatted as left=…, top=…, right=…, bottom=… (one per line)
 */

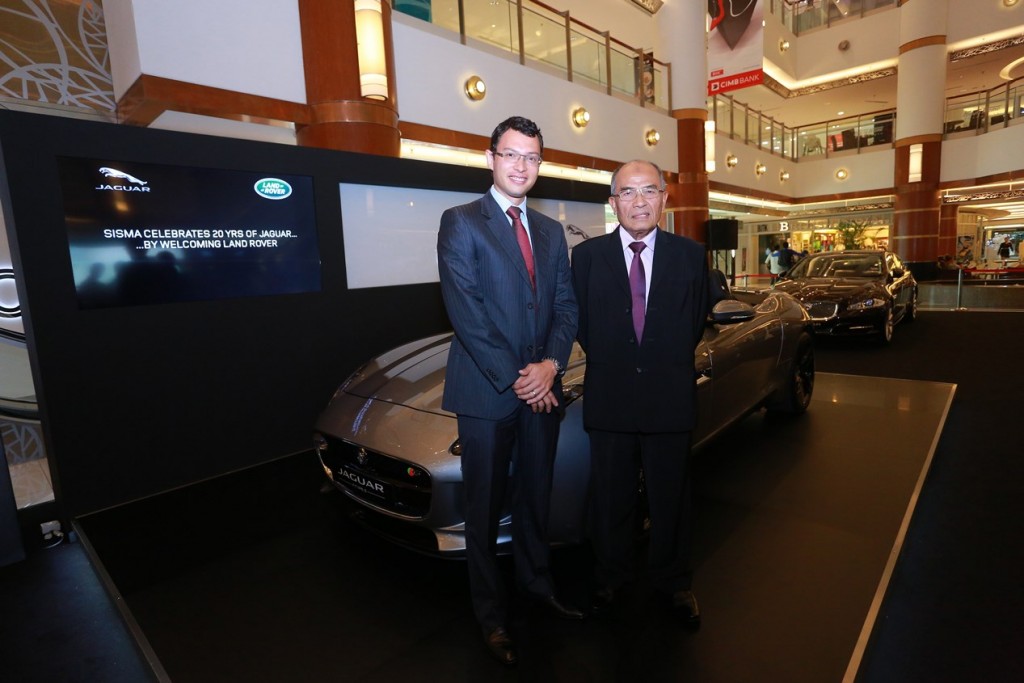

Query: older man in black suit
left=437, top=116, right=581, bottom=666
left=571, top=159, right=710, bottom=625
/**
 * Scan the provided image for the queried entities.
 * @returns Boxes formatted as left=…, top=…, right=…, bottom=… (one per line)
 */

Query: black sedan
left=313, top=288, right=815, bottom=557
left=773, top=249, right=918, bottom=343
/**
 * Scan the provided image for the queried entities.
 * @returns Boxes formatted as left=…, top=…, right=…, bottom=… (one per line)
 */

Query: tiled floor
left=9, top=458, right=54, bottom=509
left=1, top=339, right=50, bottom=509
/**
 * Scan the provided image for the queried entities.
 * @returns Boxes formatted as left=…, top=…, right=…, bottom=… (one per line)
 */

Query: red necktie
left=507, top=206, right=535, bottom=289
left=629, top=241, right=646, bottom=342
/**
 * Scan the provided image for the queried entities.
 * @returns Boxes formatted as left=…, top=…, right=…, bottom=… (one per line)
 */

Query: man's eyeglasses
left=492, top=150, right=543, bottom=166
left=613, top=186, right=664, bottom=201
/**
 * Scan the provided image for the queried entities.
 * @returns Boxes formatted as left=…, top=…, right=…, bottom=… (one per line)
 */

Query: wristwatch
left=543, top=356, right=564, bottom=376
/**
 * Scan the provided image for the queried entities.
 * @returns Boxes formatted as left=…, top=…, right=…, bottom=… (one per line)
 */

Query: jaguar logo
left=356, top=448, right=369, bottom=466
left=96, top=166, right=151, bottom=192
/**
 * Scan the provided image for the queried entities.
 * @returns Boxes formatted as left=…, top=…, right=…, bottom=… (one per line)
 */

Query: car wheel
left=766, top=332, right=814, bottom=414
left=905, top=289, right=918, bottom=323
left=879, top=305, right=894, bottom=344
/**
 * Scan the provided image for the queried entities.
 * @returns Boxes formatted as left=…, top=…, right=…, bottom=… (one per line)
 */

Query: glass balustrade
left=395, top=0, right=670, bottom=111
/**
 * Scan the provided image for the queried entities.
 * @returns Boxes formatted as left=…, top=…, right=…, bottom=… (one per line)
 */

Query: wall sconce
left=726, top=153, right=738, bottom=168
left=755, top=162, right=767, bottom=176
left=835, top=167, right=849, bottom=181
left=572, top=107, right=590, bottom=128
left=779, top=39, right=790, bottom=52
left=645, top=129, right=661, bottom=146
left=354, top=0, right=388, bottom=100
left=703, top=120, right=715, bottom=172
left=779, top=170, right=790, bottom=182
left=464, top=75, right=486, bottom=101
left=908, top=143, right=923, bottom=182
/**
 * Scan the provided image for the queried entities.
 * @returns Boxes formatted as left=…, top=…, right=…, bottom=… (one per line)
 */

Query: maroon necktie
left=629, top=241, right=646, bottom=342
left=507, top=206, right=535, bottom=289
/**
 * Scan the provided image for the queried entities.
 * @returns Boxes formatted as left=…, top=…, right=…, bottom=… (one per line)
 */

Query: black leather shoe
left=671, top=590, right=701, bottom=627
left=532, top=594, right=586, bottom=620
left=483, top=626, right=517, bottom=666
left=590, top=586, right=615, bottom=615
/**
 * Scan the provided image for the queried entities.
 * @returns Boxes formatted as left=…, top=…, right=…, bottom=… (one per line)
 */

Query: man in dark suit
left=571, top=159, right=710, bottom=625
left=437, top=116, right=581, bottom=666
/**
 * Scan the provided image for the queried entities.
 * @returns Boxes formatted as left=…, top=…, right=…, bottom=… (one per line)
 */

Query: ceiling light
left=464, top=76, right=486, bottom=101
left=908, top=143, right=923, bottom=182
left=835, top=168, right=849, bottom=181
left=354, top=0, right=388, bottom=100
left=572, top=107, right=590, bottom=128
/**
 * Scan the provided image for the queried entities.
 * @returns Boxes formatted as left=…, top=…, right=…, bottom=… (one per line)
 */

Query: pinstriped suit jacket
left=437, top=192, right=577, bottom=420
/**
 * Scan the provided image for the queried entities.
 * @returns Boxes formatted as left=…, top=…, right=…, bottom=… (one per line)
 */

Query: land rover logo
left=356, top=448, right=369, bottom=466
left=254, top=178, right=292, bottom=200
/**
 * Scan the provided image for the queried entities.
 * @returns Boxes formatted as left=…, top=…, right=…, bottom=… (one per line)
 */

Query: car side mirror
left=710, top=299, right=755, bottom=324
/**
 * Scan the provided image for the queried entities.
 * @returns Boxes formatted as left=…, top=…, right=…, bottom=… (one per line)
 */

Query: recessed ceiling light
left=837, top=111, right=845, bottom=116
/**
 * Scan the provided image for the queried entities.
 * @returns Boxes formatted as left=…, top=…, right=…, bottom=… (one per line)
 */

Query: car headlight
left=313, top=432, right=328, bottom=453
left=849, top=298, right=885, bottom=310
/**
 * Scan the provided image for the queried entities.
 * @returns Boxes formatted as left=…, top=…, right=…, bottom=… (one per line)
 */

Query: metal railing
left=921, top=267, right=1024, bottom=311
left=398, top=0, right=671, bottom=111
left=944, top=77, right=1024, bottom=136
left=768, top=0, right=898, bottom=35
left=710, top=95, right=897, bottom=161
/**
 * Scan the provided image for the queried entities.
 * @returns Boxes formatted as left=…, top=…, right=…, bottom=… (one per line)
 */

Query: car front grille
left=804, top=302, right=838, bottom=320
left=318, top=436, right=432, bottom=518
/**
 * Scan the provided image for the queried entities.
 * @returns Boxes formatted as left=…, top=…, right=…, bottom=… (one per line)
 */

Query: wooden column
left=296, top=0, right=400, bottom=156
left=938, top=202, right=959, bottom=261
left=892, top=137, right=942, bottom=279
left=668, top=109, right=709, bottom=244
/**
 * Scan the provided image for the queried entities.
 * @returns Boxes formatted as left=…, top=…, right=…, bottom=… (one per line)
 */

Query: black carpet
left=8, top=310, right=1023, bottom=682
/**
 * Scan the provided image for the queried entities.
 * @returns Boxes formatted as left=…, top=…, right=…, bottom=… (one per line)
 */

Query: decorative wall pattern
left=0, top=0, right=113, bottom=111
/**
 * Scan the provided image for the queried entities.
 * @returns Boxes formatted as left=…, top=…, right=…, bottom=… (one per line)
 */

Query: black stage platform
left=6, top=310, right=1024, bottom=682
left=65, top=373, right=950, bottom=683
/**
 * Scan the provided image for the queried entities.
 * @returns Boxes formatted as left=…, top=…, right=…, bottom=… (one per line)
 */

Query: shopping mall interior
left=2, top=1, right=1023, bottom=681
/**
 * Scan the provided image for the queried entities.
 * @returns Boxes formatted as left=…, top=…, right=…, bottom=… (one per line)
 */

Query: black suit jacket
left=572, top=227, right=709, bottom=433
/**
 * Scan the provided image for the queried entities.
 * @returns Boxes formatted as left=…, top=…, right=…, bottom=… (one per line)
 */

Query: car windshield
left=793, top=254, right=883, bottom=278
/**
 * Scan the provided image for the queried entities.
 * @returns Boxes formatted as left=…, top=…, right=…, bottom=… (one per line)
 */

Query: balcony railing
left=395, top=0, right=671, bottom=111
left=767, top=0, right=898, bottom=35
left=944, top=77, right=1024, bottom=135
left=710, top=94, right=896, bottom=161
left=713, top=71, right=1024, bottom=161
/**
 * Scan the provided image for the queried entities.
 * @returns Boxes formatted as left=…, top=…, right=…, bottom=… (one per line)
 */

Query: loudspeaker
left=705, top=218, right=739, bottom=251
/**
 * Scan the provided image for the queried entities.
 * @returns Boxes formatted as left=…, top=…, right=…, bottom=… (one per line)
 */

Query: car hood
left=340, top=333, right=453, bottom=416
left=774, top=277, right=884, bottom=302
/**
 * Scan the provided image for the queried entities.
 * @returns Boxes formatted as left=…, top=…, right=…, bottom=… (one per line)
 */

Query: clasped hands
left=512, top=360, right=559, bottom=413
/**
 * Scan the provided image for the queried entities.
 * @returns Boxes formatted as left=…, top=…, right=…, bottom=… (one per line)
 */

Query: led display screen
left=58, top=157, right=321, bottom=309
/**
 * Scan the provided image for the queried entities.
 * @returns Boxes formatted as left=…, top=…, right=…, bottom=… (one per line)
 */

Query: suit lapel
left=602, top=227, right=631, bottom=297
left=482, top=194, right=533, bottom=289
left=526, top=207, right=549, bottom=293
left=648, top=229, right=675, bottom=296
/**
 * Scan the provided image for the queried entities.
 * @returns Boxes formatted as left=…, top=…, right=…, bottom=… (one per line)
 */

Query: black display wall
left=0, top=111, right=608, bottom=516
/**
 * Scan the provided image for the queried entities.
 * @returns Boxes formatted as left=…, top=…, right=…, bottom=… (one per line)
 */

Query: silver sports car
left=313, top=288, right=814, bottom=556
